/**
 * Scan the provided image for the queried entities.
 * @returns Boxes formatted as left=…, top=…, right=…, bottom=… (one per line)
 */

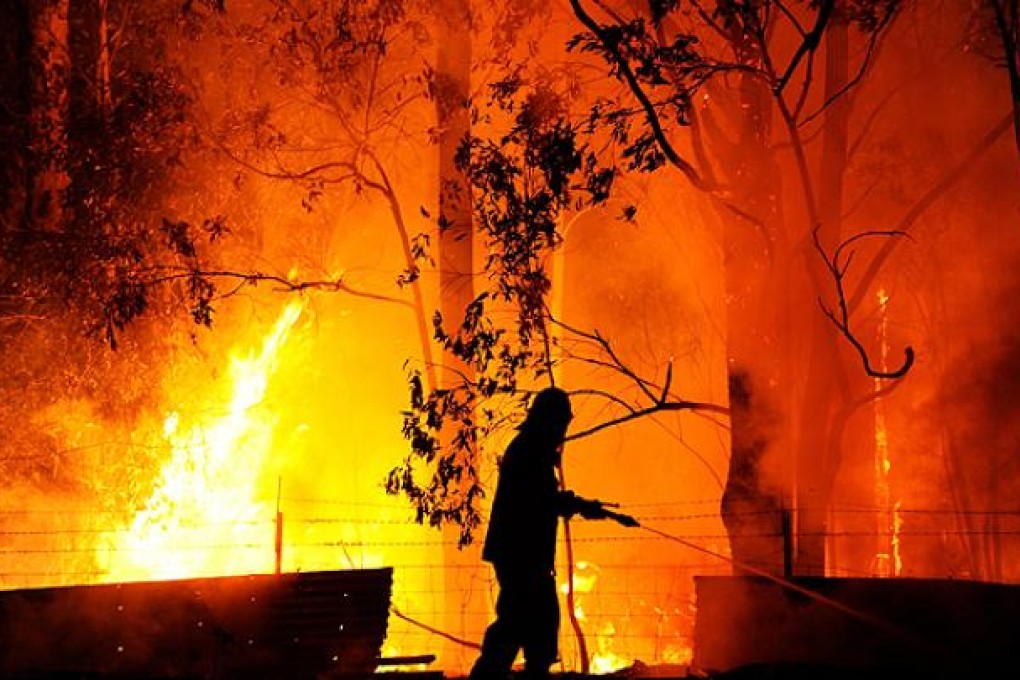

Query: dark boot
left=520, top=661, right=553, bottom=679
left=468, top=655, right=514, bottom=680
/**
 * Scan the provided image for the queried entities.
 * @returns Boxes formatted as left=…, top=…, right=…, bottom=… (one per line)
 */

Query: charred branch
left=774, top=0, right=808, bottom=38
left=773, top=0, right=835, bottom=95
left=812, top=226, right=914, bottom=379
left=136, top=267, right=411, bottom=306
left=548, top=313, right=730, bottom=441
left=799, top=6, right=896, bottom=128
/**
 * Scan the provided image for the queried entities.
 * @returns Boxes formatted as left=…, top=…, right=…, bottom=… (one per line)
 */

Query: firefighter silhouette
left=469, top=387, right=637, bottom=679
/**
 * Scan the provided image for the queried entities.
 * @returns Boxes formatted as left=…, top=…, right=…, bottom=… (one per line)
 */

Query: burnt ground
left=423, top=661, right=1014, bottom=680
left=2, top=660, right=1009, bottom=679
left=0, top=664, right=1006, bottom=679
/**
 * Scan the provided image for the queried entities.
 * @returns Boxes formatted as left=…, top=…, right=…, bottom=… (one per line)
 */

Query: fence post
left=275, top=477, right=283, bottom=575
left=782, top=506, right=793, bottom=578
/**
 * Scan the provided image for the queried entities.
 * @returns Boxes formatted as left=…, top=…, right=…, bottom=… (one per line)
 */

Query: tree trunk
left=794, top=5, right=853, bottom=577
left=66, top=0, right=108, bottom=227
left=716, top=51, right=789, bottom=577
left=0, top=0, right=32, bottom=233
left=989, top=0, right=1020, bottom=172
left=435, top=0, right=478, bottom=670
left=25, top=0, right=69, bottom=234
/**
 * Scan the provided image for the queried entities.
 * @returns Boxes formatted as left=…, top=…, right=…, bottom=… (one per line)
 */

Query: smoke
left=921, top=224, right=1020, bottom=580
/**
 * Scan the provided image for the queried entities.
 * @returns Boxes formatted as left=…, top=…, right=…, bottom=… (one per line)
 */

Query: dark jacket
left=481, top=428, right=583, bottom=574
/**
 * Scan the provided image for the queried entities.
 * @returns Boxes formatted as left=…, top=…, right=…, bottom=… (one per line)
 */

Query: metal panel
left=0, top=568, right=392, bottom=678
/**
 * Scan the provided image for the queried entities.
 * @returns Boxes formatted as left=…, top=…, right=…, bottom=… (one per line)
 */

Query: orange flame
left=560, top=560, right=632, bottom=674
left=873, top=288, right=901, bottom=577
left=98, top=300, right=304, bottom=581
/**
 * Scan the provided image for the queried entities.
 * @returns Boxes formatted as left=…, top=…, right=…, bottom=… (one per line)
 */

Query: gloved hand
left=576, top=498, right=640, bottom=527
left=565, top=493, right=640, bottom=527
left=577, top=497, right=610, bottom=520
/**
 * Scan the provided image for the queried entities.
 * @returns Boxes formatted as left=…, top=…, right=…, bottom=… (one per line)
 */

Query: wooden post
left=782, top=506, right=794, bottom=579
left=275, top=477, right=283, bottom=575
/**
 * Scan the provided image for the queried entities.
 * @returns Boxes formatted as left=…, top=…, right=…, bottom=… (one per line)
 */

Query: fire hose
left=389, top=508, right=929, bottom=661
left=603, top=509, right=930, bottom=655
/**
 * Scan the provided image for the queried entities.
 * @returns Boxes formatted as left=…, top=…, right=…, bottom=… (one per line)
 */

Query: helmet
left=521, top=387, right=573, bottom=435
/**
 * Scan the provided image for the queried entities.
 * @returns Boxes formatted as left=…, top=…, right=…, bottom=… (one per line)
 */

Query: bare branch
left=790, top=36, right=817, bottom=121
left=217, top=140, right=362, bottom=185
left=140, top=267, right=415, bottom=308
left=774, top=0, right=807, bottom=37
left=812, top=227, right=914, bottom=380
left=566, top=399, right=729, bottom=441
left=547, top=313, right=730, bottom=436
left=687, top=0, right=730, bottom=40
left=549, top=314, right=658, bottom=402
left=774, top=0, right=835, bottom=95
left=567, top=387, right=640, bottom=414
left=660, top=356, right=673, bottom=403
left=798, top=6, right=896, bottom=128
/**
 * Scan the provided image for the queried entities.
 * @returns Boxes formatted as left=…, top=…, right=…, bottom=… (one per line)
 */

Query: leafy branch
left=96, top=216, right=409, bottom=349
left=386, top=67, right=731, bottom=545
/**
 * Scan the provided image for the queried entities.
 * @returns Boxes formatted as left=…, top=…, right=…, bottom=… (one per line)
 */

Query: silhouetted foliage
left=0, top=1, right=230, bottom=500
left=386, top=78, right=618, bottom=546
left=385, top=0, right=907, bottom=552
left=0, top=20, right=214, bottom=348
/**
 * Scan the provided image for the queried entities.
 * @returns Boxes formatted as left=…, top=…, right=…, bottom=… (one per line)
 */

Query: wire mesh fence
left=1, top=495, right=1019, bottom=672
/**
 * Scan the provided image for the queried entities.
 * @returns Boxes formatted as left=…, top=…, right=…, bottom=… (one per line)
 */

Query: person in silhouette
left=468, top=387, right=637, bottom=680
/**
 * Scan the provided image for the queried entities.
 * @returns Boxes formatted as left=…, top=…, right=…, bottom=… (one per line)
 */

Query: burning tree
left=387, top=0, right=916, bottom=580
left=385, top=0, right=1020, bottom=588
left=383, top=1, right=1020, bottom=664
left=0, top=0, right=354, bottom=583
left=0, top=0, right=209, bottom=498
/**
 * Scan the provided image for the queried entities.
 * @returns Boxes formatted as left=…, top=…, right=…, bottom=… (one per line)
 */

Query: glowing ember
left=560, top=561, right=632, bottom=673
left=98, top=301, right=304, bottom=581
left=590, top=620, right=628, bottom=674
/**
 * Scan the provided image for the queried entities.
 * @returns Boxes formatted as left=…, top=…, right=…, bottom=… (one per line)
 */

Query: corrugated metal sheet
left=0, top=568, right=392, bottom=678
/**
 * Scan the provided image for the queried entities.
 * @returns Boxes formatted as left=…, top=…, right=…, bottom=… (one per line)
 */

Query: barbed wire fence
left=0, top=496, right=1018, bottom=671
